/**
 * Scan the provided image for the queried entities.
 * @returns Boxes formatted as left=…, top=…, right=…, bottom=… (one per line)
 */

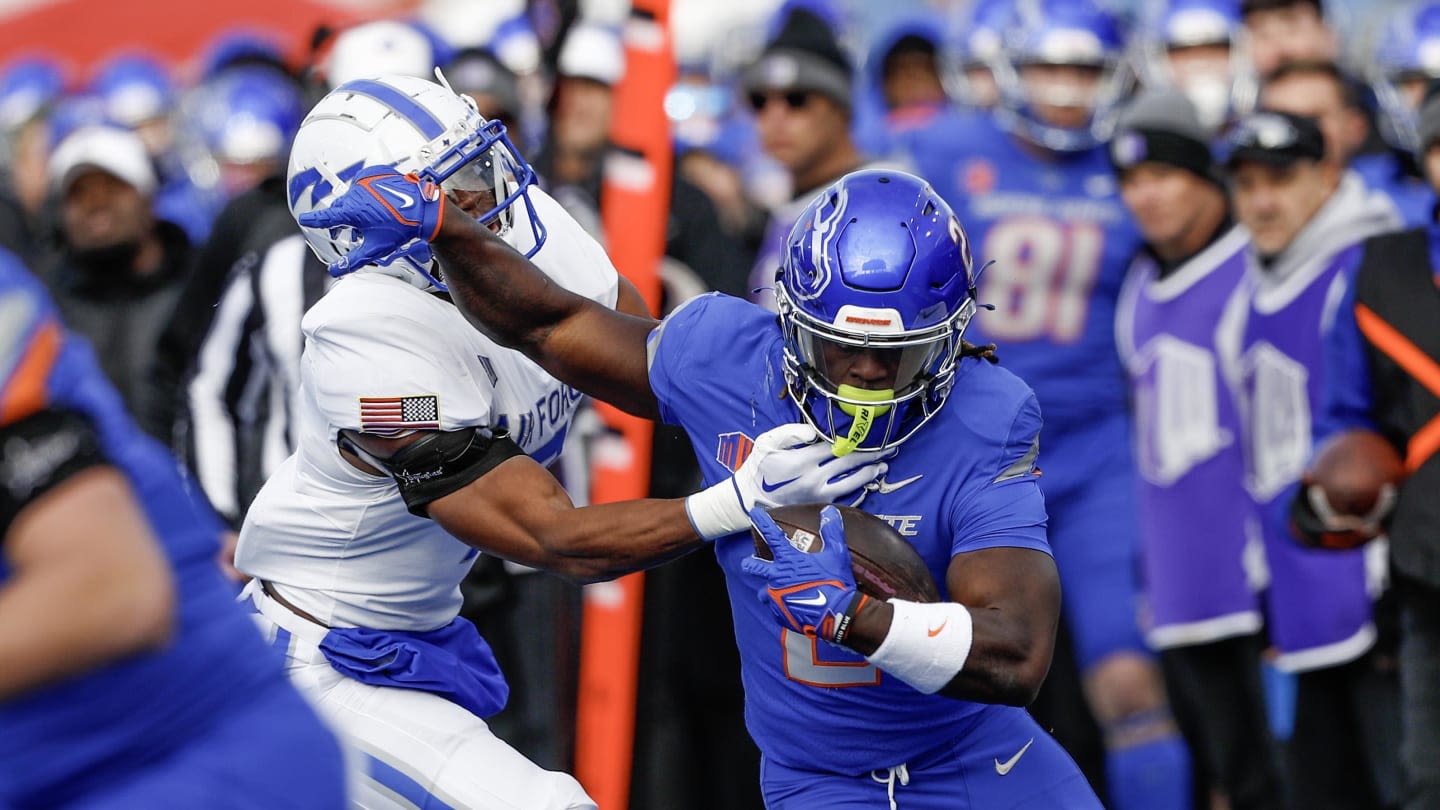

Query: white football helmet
left=287, top=73, right=545, bottom=291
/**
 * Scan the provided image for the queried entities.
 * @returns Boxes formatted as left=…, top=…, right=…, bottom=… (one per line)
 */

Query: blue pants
left=759, top=706, right=1101, bottom=809
left=1041, top=413, right=1149, bottom=671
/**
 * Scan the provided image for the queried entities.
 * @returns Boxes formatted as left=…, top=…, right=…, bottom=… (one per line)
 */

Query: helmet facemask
left=777, top=283, right=977, bottom=456
left=417, top=109, right=547, bottom=260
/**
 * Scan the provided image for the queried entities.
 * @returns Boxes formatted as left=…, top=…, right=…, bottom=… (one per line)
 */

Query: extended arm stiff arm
left=434, top=201, right=662, bottom=419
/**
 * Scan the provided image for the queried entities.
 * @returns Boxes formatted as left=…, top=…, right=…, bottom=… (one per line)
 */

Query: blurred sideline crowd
left=3, top=0, right=1440, bottom=807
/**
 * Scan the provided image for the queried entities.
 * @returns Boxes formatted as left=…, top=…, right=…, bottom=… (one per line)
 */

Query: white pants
left=246, top=583, right=596, bottom=810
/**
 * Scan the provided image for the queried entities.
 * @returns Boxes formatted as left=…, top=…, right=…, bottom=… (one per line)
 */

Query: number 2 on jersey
left=783, top=629, right=880, bottom=687
left=979, top=217, right=1103, bottom=343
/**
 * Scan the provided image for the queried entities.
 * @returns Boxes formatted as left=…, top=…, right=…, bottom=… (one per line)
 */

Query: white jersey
left=236, top=189, right=618, bottom=631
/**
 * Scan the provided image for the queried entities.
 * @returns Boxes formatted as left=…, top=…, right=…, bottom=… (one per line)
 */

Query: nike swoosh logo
left=995, top=738, right=1034, bottom=776
left=790, top=592, right=829, bottom=606
left=873, top=474, right=923, bottom=494
left=378, top=184, right=414, bottom=208
left=927, top=619, right=948, bottom=637
left=760, top=475, right=801, bottom=493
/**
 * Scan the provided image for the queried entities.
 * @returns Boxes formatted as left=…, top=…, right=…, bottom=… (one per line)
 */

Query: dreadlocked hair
left=961, top=339, right=999, bottom=364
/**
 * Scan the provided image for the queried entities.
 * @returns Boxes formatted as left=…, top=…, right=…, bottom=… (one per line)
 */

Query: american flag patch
left=715, top=431, right=755, bottom=472
left=358, top=395, right=440, bottom=434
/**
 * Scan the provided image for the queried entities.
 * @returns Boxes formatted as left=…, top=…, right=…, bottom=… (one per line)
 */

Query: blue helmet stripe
left=335, top=79, right=445, bottom=140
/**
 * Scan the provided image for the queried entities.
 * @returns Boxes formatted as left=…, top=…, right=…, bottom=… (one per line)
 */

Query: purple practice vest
left=1117, top=227, right=1262, bottom=649
left=1232, top=244, right=1380, bottom=672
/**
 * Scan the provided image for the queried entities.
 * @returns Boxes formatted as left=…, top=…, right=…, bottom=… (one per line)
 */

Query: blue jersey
left=902, top=109, right=1143, bottom=427
left=0, top=257, right=332, bottom=807
left=649, top=293, right=1052, bottom=774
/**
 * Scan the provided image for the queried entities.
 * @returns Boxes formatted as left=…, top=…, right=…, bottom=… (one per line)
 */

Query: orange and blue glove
left=742, top=505, right=867, bottom=646
left=298, top=167, right=444, bottom=276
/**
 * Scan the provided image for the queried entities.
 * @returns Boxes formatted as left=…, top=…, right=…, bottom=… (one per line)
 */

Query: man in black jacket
left=42, top=124, right=192, bottom=433
left=1296, top=86, right=1440, bottom=810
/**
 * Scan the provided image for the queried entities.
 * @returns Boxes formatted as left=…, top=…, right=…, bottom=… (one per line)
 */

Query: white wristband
left=866, top=599, right=973, bottom=694
left=684, top=479, right=748, bottom=541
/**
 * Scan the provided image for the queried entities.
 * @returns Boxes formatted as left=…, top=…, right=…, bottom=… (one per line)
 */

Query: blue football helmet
left=776, top=169, right=979, bottom=455
left=1370, top=1, right=1440, bottom=153
left=989, top=0, right=1134, bottom=152
left=190, top=66, right=304, bottom=164
left=0, top=57, right=64, bottom=134
left=90, top=54, right=175, bottom=128
left=943, top=0, right=1011, bottom=107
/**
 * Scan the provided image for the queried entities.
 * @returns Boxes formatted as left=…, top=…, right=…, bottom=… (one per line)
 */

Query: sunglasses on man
left=748, top=90, right=814, bottom=113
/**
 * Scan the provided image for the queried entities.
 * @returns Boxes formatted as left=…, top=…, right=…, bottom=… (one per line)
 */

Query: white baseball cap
left=48, top=125, right=157, bottom=195
left=327, top=21, right=435, bottom=88
left=558, top=22, right=625, bottom=85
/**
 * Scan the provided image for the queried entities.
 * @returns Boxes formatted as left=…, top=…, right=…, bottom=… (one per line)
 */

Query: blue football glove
left=297, top=167, right=445, bottom=277
left=741, top=505, right=867, bottom=646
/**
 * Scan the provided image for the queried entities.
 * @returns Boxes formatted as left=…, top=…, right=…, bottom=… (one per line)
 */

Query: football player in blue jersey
left=899, top=2, right=1195, bottom=807
left=0, top=250, right=349, bottom=809
left=302, top=165, right=1102, bottom=807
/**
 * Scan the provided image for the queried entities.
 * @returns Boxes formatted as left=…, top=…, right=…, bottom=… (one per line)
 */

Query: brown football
left=1307, top=429, right=1406, bottom=517
left=751, top=504, right=941, bottom=603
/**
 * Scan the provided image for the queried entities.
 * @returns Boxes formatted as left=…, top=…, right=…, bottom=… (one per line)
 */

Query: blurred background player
left=901, top=2, right=1194, bottom=807
left=1294, top=86, right=1440, bottom=810
left=1111, top=91, right=1285, bottom=810
left=0, top=57, right=64, bottom=267
left=1217, top=109, right=1403, bottom=810
left=0, top=249, right=348, bottom=809
left=941, top=0, right=1009, bottom=111
left=1367, top=1, right=1440, bottom=155
left=1132, top=0, right=1254, bottom=132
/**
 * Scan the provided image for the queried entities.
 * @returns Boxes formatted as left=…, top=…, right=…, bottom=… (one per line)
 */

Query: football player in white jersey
left=237, top=74, right=890, bottom=810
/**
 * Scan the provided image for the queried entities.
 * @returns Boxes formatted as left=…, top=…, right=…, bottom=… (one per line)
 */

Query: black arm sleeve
left=340, top=427, right=525, bottom=518
left=0, top=409, right=108, bottom=537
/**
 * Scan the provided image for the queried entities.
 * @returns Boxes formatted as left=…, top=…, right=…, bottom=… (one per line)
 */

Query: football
left=1298, top=429, right=1406, bottom=549
left=751, top=503, right=941, bottom=603
left=1308, top=429, right=1405, bottom=515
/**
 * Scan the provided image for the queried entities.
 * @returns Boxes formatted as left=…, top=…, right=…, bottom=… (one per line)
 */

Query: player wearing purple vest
left=1111, top=92, right=1284, bottom=810
left=1216, top=109, right=1404, bottom=809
